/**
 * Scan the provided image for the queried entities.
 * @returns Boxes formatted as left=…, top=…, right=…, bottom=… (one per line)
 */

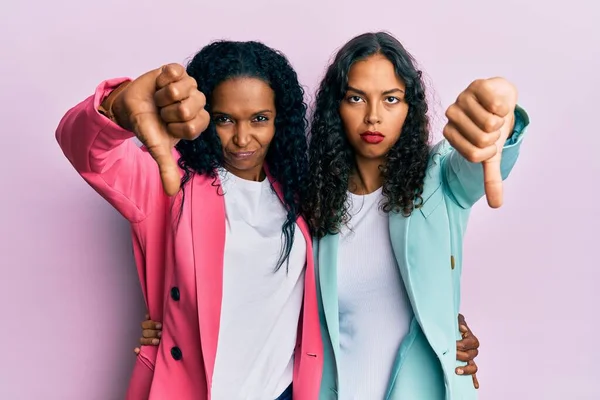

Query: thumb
left=152, top=144, right=181, bottom=197
left=135, top=114, right=181, bottom=196
left=482, top=106, right=514, bottom=209
left=482, top=147, right=503, bottom=208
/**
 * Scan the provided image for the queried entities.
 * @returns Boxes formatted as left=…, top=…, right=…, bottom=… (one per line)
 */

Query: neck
left=349, top=156, right=384, bottom=195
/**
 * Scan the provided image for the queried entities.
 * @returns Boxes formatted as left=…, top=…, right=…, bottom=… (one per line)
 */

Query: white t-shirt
left=210, top=168, right=306, bottom=399
left=337, top=187, right=413, bottom=399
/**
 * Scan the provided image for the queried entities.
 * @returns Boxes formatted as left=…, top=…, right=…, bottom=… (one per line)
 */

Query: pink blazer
left=56, top=78, right=324, bottom=400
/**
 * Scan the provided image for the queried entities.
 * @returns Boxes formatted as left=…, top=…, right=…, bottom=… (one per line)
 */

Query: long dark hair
left=176, top=40, right=309, bottom=270
left=304, top=32, right=431, bottom=238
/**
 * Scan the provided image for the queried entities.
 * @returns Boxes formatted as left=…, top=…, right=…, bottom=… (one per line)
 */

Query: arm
left=56, top=78, right=164, bottom=223
left=442, top=105, right=530, bottom=208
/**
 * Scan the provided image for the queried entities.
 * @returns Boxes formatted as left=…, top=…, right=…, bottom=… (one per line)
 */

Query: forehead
left=211, top=77, right=275, bottom=113
left=347, top=54, right=405, bottom=91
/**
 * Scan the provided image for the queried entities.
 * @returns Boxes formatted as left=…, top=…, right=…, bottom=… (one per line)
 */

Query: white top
left=210, top=168, right=306, bottom=399
left=337, top=187, right=413, bottom=399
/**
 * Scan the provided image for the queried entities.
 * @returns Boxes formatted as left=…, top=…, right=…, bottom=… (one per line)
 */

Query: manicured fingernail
left=156, top=323, right=162, bottom=329
left=152, top=339, right=159, bottom=345
left=457, top=368, right=464, bottom=375
left=157, top=331, right=162, bottom=337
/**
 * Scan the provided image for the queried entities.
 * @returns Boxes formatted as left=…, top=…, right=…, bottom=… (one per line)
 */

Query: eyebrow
left=211, top=109, right=274, bottom=116
left=347, top=85, right=405, bottom=95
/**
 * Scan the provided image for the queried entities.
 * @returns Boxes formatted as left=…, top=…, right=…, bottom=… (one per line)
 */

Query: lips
left=228, top=150, right=256, bottom=160
left=360, top=131, right=385, bottom=144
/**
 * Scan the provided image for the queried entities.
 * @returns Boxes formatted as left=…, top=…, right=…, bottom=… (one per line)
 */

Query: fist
left=443, top=77, right=518, bottom=208
left=112, top=63, right=210, bottom=196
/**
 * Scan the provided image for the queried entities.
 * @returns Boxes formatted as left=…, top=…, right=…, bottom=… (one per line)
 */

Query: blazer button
left=171, top=346, right=183, bottom=360
left=450, top=255, right=455, bottom=270
left=170, top=287, right=180, bottom=301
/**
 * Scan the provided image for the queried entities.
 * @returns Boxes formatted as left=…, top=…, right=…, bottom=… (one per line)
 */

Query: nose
left=365, top=102, right=381, bottom=126
left=233, top=122, right=252, bottom=148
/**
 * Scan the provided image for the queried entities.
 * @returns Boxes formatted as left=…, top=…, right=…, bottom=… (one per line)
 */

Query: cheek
left=339, top=106, right=363, bottom=134
left=388, top=107, right=409, bottom=139
left=392, top=114, right=408, bottom=133
left=215, top=126, right=232, bottom=145
left=257, top=124, right=276, bottom=147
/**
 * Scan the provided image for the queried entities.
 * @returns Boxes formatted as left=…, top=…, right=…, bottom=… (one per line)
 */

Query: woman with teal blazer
left=303, top=32, right=528, bottom=399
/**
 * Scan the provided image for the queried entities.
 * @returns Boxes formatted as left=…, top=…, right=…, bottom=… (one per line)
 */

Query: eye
left=384, top=96, right=400, bottom=104
left=213, top=115, right=232, bottom=124
left=253, top=115, right=269, bottom=123
left=347, top=95, right=363, bottom=103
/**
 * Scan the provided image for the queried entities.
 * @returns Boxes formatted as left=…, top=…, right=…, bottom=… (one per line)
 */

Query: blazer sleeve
left=55, top=78, right=163, bottom=223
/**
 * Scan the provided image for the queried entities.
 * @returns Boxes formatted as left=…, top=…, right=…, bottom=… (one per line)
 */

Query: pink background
left=1, top=0, right=598, bottom=399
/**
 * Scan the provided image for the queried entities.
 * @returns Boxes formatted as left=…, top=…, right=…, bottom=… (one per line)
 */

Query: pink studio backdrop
left=1, top=0, right=598, bottom=399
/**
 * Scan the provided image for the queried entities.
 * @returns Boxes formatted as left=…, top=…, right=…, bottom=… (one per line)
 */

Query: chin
left=225, top=158, right=265, bottom=177
left=228, top=162, right=256, bottom=172
left=354, top=148, right=388, bottom=160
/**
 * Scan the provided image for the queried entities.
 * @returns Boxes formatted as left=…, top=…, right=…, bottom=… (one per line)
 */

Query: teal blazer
left=315, top=107, right=530, bottom=399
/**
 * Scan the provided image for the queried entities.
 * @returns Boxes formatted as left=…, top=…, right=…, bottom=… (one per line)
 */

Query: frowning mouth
left=360, top=131, right=385, bottom=144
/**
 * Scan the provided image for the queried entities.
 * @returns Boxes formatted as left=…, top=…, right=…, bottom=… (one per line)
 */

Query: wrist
left=98, top=81, right=132, bottom=130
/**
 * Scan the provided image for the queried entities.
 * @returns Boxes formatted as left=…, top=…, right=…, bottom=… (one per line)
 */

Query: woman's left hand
left=456, top=313, right=480, bottom=389
left=443, top=77, right=518, bottom=208
left=133, top=314, right=162, bottom=355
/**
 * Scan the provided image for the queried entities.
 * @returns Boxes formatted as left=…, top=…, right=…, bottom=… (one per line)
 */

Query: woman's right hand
left=107, top=63, right=210, bottom=196
left=133, top=314, right=163, bottom=355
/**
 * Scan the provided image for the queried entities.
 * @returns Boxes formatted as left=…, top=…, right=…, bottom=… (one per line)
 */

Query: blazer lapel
left=388, top=212, right=413, bottom=306
left=190, top=173, right=226, bottom=389
left=317, top=233, right=341, bottom=367
left=389, top=186, right=454, bottom=358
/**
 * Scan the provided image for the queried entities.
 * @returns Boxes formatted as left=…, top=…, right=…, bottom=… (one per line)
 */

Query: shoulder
left=422, top=139, right=452, bottom=187
left=427, top=140, right=453, bottom=168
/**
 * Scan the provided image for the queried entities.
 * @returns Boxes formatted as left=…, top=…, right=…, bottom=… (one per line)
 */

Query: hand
left=111, top=63, right=210, bottom=196
left=443, top=77, right=518, bottom=208
left=455, top=313, right=480, bottom=389
left=133, top=314, right=163, bottom=355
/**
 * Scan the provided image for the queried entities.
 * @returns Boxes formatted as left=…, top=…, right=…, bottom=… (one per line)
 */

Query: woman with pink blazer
left=56, top=41, right=323, bottom=400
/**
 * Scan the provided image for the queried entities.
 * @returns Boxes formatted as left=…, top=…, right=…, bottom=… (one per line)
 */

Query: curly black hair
left=304, top=31, right=431, bottom=238
left=175, top=40, right=309, bottom=271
